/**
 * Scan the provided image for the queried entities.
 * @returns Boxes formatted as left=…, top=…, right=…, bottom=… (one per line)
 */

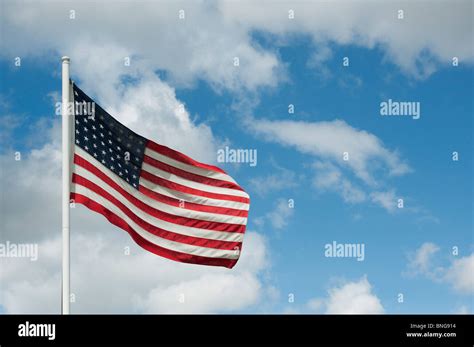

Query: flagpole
left=61, top=56, right=71, bottom=315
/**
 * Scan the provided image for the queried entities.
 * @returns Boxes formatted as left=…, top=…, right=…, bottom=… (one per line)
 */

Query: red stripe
left=139, top=184, right=248, bottom=218
left=70, top=193, right=238, bottom=268
left=140, top=170, right=250, bottom=204
left=146, top=140, right=226, bottom=174
left=143, top=154, right=244, bottom=191
left=74, top=154, right=245, bottom=233
left=73, top=174, right=243, bottom=250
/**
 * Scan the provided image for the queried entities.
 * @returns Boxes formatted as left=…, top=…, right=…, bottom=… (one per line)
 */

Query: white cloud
left=406, top=242, right=441, bottom=277
left=220, top=0, right=474, bottom=78
left=306, top=276, right=384, bottom=314
left=370, top=190, right=398, bottom=213
left=0, top=230, right=269, bottom=313
left=0, top=124, right=62, bottom=242
left=312, top=161, right=366, bottom=203
left=405, top=243, right=474, bottom=295
left=266, top=198, right=294, bottom=230
left=444, top=254, right=474, bottom=295
left=1, top=1, right=471, bottom=101
left=249, top=118, right=409, bottom=212
left=248, top=161, right=299, bottom=197
left=249, top=118, right=410, bottom=185
left=0, top=1, right=282, bottom=93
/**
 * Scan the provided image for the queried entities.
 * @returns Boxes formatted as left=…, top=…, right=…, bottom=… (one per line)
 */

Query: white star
left=102, top=150, right=106, bottom=155
left=111, top=165, right=115, bottom=170
left=132, top=175, right=137, bottom=179
left=101, top=159, right=106, bottom=164
left=111, top=157, right=115, bottom=161
left=75, top=139, right=79, bottom=144
left=99, top=124, right=104, bottom=129
left=92, top=134, right=97, bottom=139
left=93, top=143, right=97, bottom=148
left=93, top=152, right=98, bottom=157
left=75, top=129, right=79, bottom=134
left=84, top=136, right=89, bottom=141
left=119, top=172, right=123, bottom=176
left=108, top=139, right=112, bottom=144
left=84, top=145, right=89, bottom=150
left=92, top=125, right=96, bottom=130
left=100, top=133, right=104, bottom=137
left=108, top=148, right=113, bottom=153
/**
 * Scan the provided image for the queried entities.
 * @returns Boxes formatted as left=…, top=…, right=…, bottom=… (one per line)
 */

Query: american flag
left=70, top=83, right=250, bottom=268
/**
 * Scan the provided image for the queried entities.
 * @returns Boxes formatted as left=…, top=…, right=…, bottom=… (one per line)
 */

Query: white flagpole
left=61, top=56, right=71, bottom=315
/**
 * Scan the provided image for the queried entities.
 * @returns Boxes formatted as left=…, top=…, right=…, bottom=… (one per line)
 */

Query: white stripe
left=75, top=146, right=249, bottom=211
left=145, top=147, right=238, bottom=184
left=74, top=164, right=247, bottom=225
left=139, top=177, right=250, bottom=211
left=72, top=179, right=243, bottom=242
left=142, top=162, right=249, bottom=199
left=71, top=184, right=240, bottom=259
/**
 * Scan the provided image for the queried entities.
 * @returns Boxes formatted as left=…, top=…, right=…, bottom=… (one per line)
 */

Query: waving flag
left=70, top=83, right=249, bottom=268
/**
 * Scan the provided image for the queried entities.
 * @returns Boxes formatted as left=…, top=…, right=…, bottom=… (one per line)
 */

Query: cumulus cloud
left=1, top=0, right=471, bottom=100
left=249, top=118, right=410, bottom=184
left=406, top=242, right=441, bottom=277
left=268, top=198, right=294, bottom=230
left=444, top=254, right=474, bottom=295
left=312, top=161, right=366, bottom=204
left=0, top=1, right=282, bottom=93
left=405, top=243, right=474, bottom=295
left=248, top=118, right=409, bottom=212
left=256, top=198, right=295, bottom=231
left=0, top=229, right=269, bottom=313
left=307, top=276, right=384, bottom=314
left=220, top=0, right=473, bottom=78
left=370, top=190, right=398, bottom=213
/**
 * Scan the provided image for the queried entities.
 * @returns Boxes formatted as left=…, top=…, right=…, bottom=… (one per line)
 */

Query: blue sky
left=0, top=1, right=472, bottom=314
left=173, top=41, right=473, bottom=313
